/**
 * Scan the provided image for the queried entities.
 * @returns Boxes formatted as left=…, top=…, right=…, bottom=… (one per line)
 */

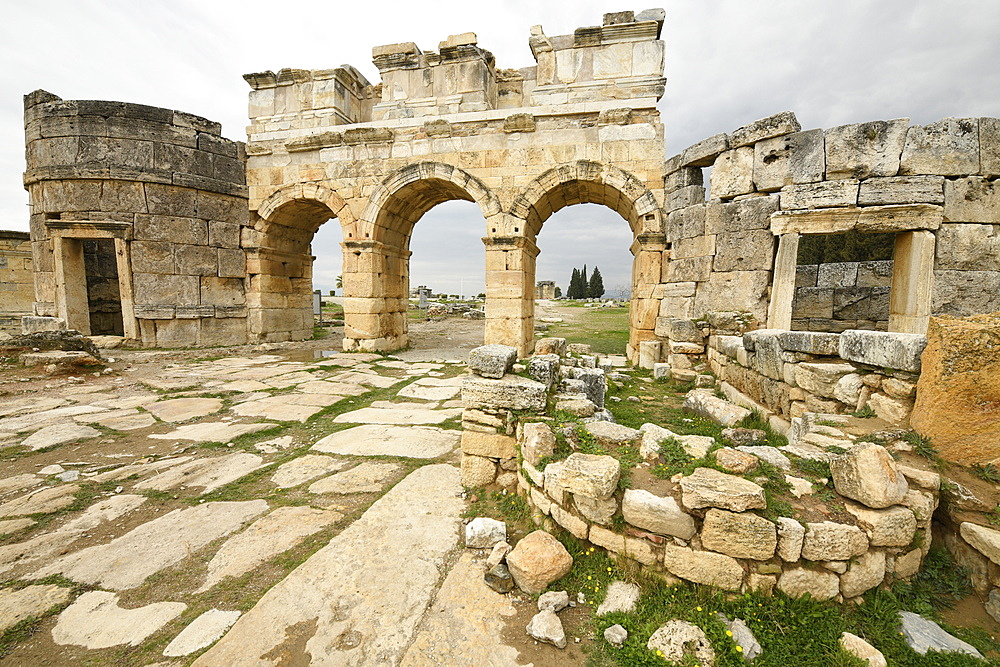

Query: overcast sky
left=2, top=1, right=999, bottom=296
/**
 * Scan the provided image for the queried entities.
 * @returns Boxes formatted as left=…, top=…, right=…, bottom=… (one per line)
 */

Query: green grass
left=545, top=306, right=630, bottom=355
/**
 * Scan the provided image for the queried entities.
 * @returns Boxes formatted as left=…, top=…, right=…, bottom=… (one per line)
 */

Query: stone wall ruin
left=0, top=231, right=33, bottom=332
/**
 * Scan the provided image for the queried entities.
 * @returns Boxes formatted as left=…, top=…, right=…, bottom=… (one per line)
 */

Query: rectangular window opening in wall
left=791, top=230, right=895, bottom=333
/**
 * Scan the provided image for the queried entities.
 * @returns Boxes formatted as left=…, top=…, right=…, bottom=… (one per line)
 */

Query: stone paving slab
left=192, top=464, right=462, bottom=666
left=91, top=394, right=158, bottom=410
left=196, top=506, right=343, bottom=593
left=149, top=421, right=274, bottom=443
left=52, top=591, right=186, bottom=649
left=329, top=371, right=401, bottom=389
left=400, top=550, right=521, bottom=666
left=143, top=398, right=224, bottom=423
left=264, top=371, right=319, bottom=389
left=0, top=584, right=73, bottom=634
left=134, top=453, right=265, bottom=494
left=213, top=380, right=271, bottom=393
left=271, top=455, right=348, bottom=489
left=0, top=474, right=41, bottom=495
left=163, top=609, right=242, bottom=657
left=36, top=500, right=269, bottom=590
left=0, top=397, right=67, bottom=419
left=231, top=394, right=339, bottom=422
left=0, top=405, right=107, bottom=434
left=0, top=518, right=35, bottom=536
left=312, top=425, right=459, bottom=459
left=0, top=484, right=79, bottom=518
left=296, top=380, right=367, bottom=396
left=90, top=456, right=194, bottom=483
left=308, top=462, right=403, bottom=495
left=21, top=423, right=101, bottom=450
left=75, top=408, right=156, bottom=431
left=333, top=406, right=462, bottom=425
left=396, top=382, right=462, bottom=401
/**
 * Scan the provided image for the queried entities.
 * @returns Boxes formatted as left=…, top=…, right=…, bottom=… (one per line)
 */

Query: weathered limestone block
left=705, top=196, right=779, bottom=233
left=960, top=523, right=1000, bottom=566
left=647, top=621, right=716, bottom=665
left=794, top=362, right=856, bottom=399
left=461, top=455, right=497, bottom=487
left=943, top=177, right=1000, bottom=223
left=693, top=271, right=771, bottom=320
left=468, top=344, right=518, bottom=378
left=935, top=224, right=1000, bottom=271
left=834, top=373, right=864, bottom=407
left=830, top=443, right=908, bottom=509
left=712, top=229, right=775, bottom=272
left=825, top=118, right=909, bottom=180
left=838, top=330, right=926, bottom=373
left=933, top=271, right=1000, bottom=317
left=534, top=337, right=567, bottom=356
left=505, top=531, right=573, bottom=595
left=462, top=376, right=547, bottom=411
left=637, top=341, right=660, bottom=370
left=622, top=489, right=695, bottom=539
left=665, top=205, right=706, bottom=242
left=714, top=447, right=759, bottom=474
left=777, top=331, right=840, bottom=355
left=557, top=453, right=620, bottom=500
left=777, top=516, right=805, bottom=561
left=711, top=147, right=754, bottom=199
left=753, top=129, right=825, bottom=191
left=777, top=567, right=840, bottom=600
left=840, top=550, right=887, bottom=598
left=670, top=234, right=716, bottom=259
left=584, top=422, right=640, bottom=447
left=800, top=521, right=869, bottom=561
left=780, top=180, right=859, bottom=209
left=856, top=203, right=942, bottom=233
left=743, top=328, right=785, bottom=379
left=681, top=133, right=728, bottom=168
left=682, top=389, right=751, bottom=427
left=982, top=117, right=1000, bottom=176
left=840, top=633, right=888, bottom=667
left=574, top=494, right=617, bottom=525
left=912, top=314, right=1000, bottom=464
left=662, top=544, right=743, bottom=590
left=527, top=354, right=560, bottom=388
left=461, top=431, right=516, bottom=459
left=664, top=166, right=703, bottom=193
left=730, top=111, right=801, bottom=148
left=701, top=509, right=776, bottom=560
left=521, top=422, right=555, bottom=467
left=551, top=504, right=588, bottom=540
left=858, top=175, right=945, bottom=205
left=845, top=502, right=917, bottom=547
left=666, top=184, right=706, bottom=212
left=867, top=392, right=913, bottom=427
left=679, top=467, right=766, bottom=511
left=900, top=118, right=980, bottom=176
left=571, top=367, right=606, bottom=408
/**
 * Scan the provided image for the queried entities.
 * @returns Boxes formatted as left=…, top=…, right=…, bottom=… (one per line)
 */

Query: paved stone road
left=0, top=348, right=537, bottom=665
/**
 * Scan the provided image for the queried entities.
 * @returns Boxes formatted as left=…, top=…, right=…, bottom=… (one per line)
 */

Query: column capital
left=482, top=235, right=540, bottom=257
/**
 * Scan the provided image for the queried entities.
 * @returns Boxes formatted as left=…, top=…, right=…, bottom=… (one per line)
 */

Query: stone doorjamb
left=44, top=220, right=138, bottom=340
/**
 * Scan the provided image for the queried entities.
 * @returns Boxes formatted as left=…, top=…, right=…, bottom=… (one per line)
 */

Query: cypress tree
left=588, top=266, right=605, bottom=298
left=569, top=268, right=581, bottom=299
left=580, top=265, right=588, bottom=299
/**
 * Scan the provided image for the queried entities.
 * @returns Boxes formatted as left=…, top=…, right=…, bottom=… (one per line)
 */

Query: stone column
left=112, top=237, right=139, bottom=341
left=484, top=235, right=538, bottom=357
left=767, top=232, right=800, bottom=330
left=629, top=234, right=666, bottom=362
left=889, top=230, right=935, bottom=334
left=341, top=240, right=410, bottom=352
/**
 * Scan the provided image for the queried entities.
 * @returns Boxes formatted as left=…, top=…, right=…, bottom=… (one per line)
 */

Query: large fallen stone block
left=505, top=531, right=573, bottom=594
left=830, top=443, right=909, bottom=509
left=911, top=313, right=1000, bottom=464
left=682, top=389, right=751, bottom=426
left=468, top=344, right=518, bottom=378
left=838, top=330, right=926, bottom=373
left=462, top=375, right=547, bottom=411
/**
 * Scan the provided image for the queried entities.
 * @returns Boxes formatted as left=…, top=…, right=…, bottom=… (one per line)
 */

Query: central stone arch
left=343, top=162, right=502, bottom=352
left=497, top=161, right=666, bottom=356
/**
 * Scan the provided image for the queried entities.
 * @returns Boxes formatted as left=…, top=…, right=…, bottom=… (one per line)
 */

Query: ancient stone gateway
left=243, top=10, right=668, bottom=357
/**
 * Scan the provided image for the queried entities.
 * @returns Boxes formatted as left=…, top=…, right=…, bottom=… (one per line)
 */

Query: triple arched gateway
left=242, top=10, right=669, bottom=357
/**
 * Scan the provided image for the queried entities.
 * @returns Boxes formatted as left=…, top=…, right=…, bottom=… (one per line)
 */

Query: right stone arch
left=497, top=161, right=666, bottom=357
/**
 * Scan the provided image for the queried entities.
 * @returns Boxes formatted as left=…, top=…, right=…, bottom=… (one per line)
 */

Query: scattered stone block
left=468, top=344, right=518, bottom=378
left=462, top=375, right=547, bottom=411
left=714, top=447, right=759, bottom=474
left=505, top=531, right=573, bottom=594
left=683, top=389, right=751, bottom=426
left=647, top=620, right=716, bottom=664
left=584, top=421, right=640, bottom=446
left=898, top=611, right=983, bottom=657
left=538, top=590, right=570, bottom=613
left=596, top=581, right=640, bottom=616
left=604, top=624, right=628, bottom=648
left=466, top=518, right=507, bottom=549
left=534, top=338, right=567, bottom=356
left=485, top=562, right=515, bottom=593
left=830, top=443, right=908, bottom=509
left=526, top=609, right=566, bottom=649
left=839, top=632, right=887, bottom=667
left=679, top=467, right=766, bottom=511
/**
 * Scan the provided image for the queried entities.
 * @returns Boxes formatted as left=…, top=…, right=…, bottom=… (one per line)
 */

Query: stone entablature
left=23, top=91, right=249, bottom=346
left=658, top=112, right=1000, bottom=338
left=243, top=9, right=667, bottom=357
left=0, top=231, right=33, bottom=331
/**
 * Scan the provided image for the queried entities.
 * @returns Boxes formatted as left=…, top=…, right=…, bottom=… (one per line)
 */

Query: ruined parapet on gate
left=23, top=91, right=249, bottom=347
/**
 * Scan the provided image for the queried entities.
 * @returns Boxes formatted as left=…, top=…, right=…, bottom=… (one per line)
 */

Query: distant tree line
left=567, top=264, right=605, bottom=299
left=797, top=231, right=895, bottom=265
